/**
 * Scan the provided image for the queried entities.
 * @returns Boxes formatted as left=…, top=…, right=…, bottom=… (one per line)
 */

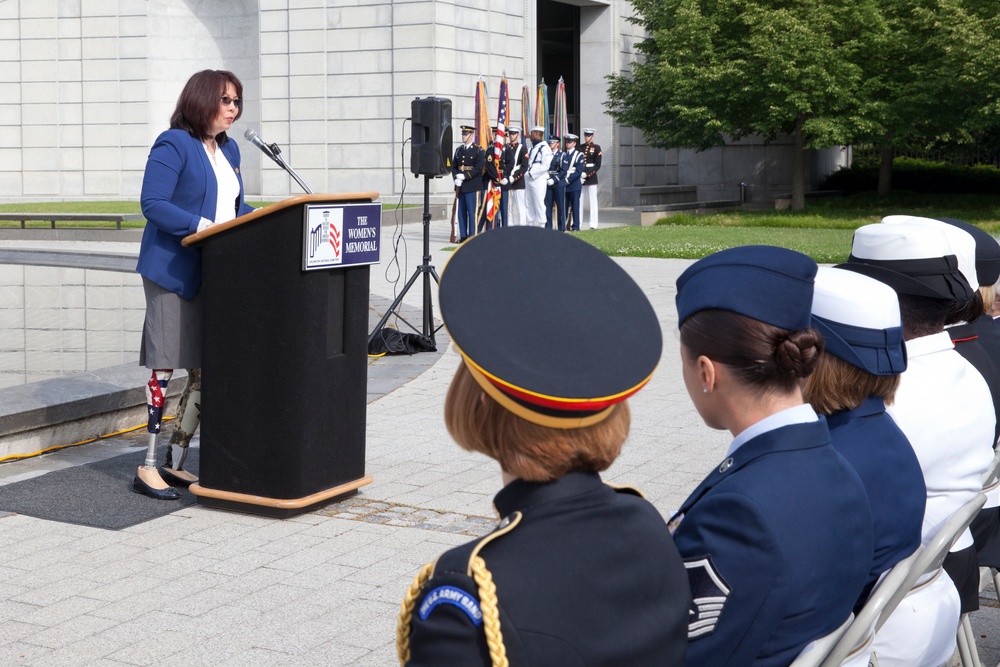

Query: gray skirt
left=139, top=277, right=203, bottom=369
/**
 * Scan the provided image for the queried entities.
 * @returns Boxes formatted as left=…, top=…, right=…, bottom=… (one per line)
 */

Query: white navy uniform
left=873, top=330, right=995, bottom=666
left=525, top=141, right=552, bottom=226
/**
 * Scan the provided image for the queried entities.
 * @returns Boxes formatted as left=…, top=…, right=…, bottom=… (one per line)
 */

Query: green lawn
left=4, top=194, right=999, bottom=263
left=579, top=192, right=1000, bottom=263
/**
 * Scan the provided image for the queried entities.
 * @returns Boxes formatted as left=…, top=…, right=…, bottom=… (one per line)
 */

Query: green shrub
left=820, top=158, right=1000, bottom=194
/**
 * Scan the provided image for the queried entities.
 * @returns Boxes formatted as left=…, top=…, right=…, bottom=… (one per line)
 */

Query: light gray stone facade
left=0, top=0, right=834, bottom=208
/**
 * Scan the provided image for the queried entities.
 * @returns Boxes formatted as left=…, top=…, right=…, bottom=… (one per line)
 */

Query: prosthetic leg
left=132, top=369, right=181, bottom=500
left=159, top=368, right=201, bottom=487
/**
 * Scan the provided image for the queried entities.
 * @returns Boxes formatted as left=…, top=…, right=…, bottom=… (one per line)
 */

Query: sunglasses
left=220, top=96, right=243, bottom=109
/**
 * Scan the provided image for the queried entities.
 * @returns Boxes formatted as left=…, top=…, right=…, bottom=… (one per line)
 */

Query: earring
left=702, top=386, right=709, bottom=394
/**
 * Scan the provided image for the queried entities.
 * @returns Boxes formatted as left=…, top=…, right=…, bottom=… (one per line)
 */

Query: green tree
left=854, top=0, right=1000, bottom=195
left=608, top=0, right=880, bottom=210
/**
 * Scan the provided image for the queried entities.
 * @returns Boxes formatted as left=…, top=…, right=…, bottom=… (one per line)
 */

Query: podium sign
left=303, top=202, right=381, bottom=271
left=183, top=193, right=378, bottom=518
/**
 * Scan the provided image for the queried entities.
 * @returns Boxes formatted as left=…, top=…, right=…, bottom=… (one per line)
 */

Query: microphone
left=244, top=128, right=280, bottom=163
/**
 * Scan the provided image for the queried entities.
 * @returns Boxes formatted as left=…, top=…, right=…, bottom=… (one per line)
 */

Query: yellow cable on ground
left=0, top=416, right=175, bottom=464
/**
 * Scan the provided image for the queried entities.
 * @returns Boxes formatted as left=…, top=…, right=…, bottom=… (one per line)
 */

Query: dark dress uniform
left=544, top=144, right=566, bottom=231
left=402, top=472, right=691, bottom=666
left=561, top=146, right=586, bottom=231
left=672, top=418, right=873, bottom=667
left=500, top=140, right=528, bottom=227
left=582, top=137, right=602, bottom=228
left=480, top=147, right=503, bottom=232
left=452, top=141, right=485, bottom=241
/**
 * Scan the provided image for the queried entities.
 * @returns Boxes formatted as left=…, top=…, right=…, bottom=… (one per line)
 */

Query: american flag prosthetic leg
left=132, top=370, right=181, bottom=500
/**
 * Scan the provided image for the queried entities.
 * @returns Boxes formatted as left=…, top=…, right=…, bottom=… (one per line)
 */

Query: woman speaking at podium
left=134, top=69, right=255, bottom=500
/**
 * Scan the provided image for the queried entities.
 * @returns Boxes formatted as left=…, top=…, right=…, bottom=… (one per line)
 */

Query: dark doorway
left=537, top=1, right=580, bottom=136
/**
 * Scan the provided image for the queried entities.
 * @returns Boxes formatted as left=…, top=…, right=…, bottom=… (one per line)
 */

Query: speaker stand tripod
left=368, top=174, right=442, bottom=348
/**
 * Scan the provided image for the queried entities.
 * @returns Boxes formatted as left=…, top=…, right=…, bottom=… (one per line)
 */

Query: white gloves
left=456, top=173, right=465, bottom=183
left=547, top=179, right=554, bottom=186
left=501, top=178, right=509, bottom=185
left=196, top=217, right=215, bottom=233
left=454, top=178, right=462, bottom=188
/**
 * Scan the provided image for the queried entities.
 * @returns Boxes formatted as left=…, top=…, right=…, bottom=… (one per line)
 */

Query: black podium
left=183, top=193, right=380, bottom=517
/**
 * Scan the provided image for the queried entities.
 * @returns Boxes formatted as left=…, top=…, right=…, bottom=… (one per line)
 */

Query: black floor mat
left=0, top=446, right=199, bottom=531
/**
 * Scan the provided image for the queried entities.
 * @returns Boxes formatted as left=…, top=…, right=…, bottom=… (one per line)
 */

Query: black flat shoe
left=157, top=466, right=197, bottom=488
left=131, top=475, right=181, bottom=500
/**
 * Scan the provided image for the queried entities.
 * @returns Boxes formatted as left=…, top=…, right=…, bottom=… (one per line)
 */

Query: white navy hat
left=530, top=125, right=545, bottom=134
left=812, top=267, right=906, bottom=375
left=583, top=128, right=595, bottom=135
left=841, top=222, right=973, bottom=302
left=938, top=217, right=1000, bottom=286
left=509, top=126, right=521, bottom=134
left=565, top=133, right=579, bottom=142
left=882, top=215, right=978, bottom=294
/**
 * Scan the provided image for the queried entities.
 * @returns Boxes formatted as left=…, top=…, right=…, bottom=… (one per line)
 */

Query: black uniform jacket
left=405, top=471, right=690, bottom=666
left=453, top=143, right=486, bottom=194
left=582, top=142, right=602, bottom=185
left=502, top=142, right=529, bottom=191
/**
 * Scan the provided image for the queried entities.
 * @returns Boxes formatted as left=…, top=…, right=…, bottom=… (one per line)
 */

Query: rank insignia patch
left=419, top=586, right=483, bottom=626
left=684, top=556, right=731, bottom=639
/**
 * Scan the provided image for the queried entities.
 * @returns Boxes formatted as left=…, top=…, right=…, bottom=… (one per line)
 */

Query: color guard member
left=500, top=126, right=528, bottom=226
left=452, top=125, right=485, bottom=242
left=581, top=129, right=602, bottom=229
left=524, top=126, right=552, bottom=227
left=561, top=134, right=586, bottom=231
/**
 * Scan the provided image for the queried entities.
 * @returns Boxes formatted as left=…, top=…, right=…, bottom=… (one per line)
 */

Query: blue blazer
left=672, top=419, right=873, bottom=667
left=827, top=397, right=925, bottom=607
left=137, top=129, right=254, bottom=299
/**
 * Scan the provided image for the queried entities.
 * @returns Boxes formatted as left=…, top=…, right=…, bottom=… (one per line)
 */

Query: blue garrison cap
left=811, top=267, right=907, bottom=375
left=675, top=245, right=818, bottom=330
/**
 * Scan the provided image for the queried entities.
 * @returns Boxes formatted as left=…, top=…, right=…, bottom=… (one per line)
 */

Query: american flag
left=483, top=78, right=508, bottom=226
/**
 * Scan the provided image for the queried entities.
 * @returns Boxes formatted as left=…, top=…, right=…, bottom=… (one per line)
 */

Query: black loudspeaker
left=411, top=97, right=452, bottom=177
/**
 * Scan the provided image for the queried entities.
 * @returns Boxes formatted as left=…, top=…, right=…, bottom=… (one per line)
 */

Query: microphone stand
left=367, top=174, right=441, bottom=348
left=265, top=142, right=313, bottom=194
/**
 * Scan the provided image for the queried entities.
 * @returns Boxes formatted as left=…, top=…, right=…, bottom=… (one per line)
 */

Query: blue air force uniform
left=561, top=140, right=586, bottom=231
left=827, top=397, right=925, bottom=606
left=544, top=141, right=566, bottom=231
left=404, top=472, right=691, bottom=666
left=671, top=417, right=874, bottom=667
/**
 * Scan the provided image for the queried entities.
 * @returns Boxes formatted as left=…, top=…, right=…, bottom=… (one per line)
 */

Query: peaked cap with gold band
left=439, top=226, right=662, bottom=429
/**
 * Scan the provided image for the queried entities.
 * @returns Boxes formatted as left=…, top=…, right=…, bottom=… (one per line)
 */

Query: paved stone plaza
left=0, top=215, right=994, bottom=666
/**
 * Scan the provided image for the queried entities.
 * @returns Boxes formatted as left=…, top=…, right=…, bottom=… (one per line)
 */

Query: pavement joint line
left=313, top=496, right=497, bottom=537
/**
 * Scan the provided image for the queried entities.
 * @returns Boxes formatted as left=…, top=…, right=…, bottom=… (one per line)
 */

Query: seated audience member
left=397, top=227, right=691, bottom=666
left=804, top=266, right=925, bottom=609
left=671, top=245, right=874, bottom=667
left=842, top=221, right=994, bottom=666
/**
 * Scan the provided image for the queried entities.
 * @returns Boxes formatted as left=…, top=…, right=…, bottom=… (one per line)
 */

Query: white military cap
left=509, top=126, right=521, bottom=134
left=530, top=125, right=545, bottom=134
left=882, top=215, right=978, bottom=294
left=812, top=267, right=907, bottom=375
left=841, top=222, right=973, bottom=302
left=583, top=128, right=595, bottom=135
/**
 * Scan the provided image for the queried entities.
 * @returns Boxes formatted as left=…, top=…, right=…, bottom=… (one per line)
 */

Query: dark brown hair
left=444, top=363, right=630, bottom=482
left=169, top=70, right=243, bottom=144
left=680, top=309, right=823, bottom=394
left=804, top=352, right=900, bottom=415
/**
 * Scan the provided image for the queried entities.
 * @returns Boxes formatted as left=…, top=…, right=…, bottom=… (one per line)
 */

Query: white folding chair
left=817, top=493, right=987, bottom=667
left=958, top=450, right=1000, bottom=667
left=789, top=613, right=854, bottom=667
